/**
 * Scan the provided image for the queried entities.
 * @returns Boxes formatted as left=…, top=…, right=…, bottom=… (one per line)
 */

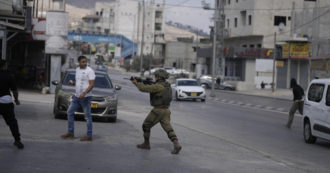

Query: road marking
left=210, top=99, right=288, bottom=115
left=265, top=106, right=274, bottom=110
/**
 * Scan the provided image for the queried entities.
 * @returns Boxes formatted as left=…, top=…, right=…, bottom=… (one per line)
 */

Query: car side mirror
left=115, top=85, right=121, bottom=90
left=52, top=80, right=59, bottom=86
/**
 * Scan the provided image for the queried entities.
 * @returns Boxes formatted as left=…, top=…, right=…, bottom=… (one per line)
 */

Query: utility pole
left=311, top=0, right=320, bottom=81
left=140, top=0, right=146, bottom=76
left=218, top=0, right=225, bottom=82
left=210, top=0, right=219, bottom=97
left=272, top=32, right=277, bottom=93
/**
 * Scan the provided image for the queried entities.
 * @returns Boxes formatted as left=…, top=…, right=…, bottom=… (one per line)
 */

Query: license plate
left=91, top=103, right=98, bottom=108
left=191, top=93, right=197, bottom=96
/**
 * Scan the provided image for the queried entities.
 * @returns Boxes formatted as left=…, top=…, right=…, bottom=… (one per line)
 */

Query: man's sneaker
left=61, top=133, right=74, bottom=139
left=14, top=141, right=24, bottom=149
left=80, top=136, right=92, bottom=142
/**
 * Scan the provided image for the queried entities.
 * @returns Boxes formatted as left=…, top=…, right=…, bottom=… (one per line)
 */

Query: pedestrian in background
left=132, top=69, right=182, bottom=154
left=61, top=56, right=95, bottom=141
left=286, top=78, right=305, bottom=129
left=0, top=60, right=24, bottom=149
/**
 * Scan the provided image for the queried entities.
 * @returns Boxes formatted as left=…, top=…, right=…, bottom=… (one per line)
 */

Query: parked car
left=197, top=75, right=236, bottom=90
left=303, top=79, right=330, bottom=143
left=172, top=78, right=206, bottom=102
left=173, top=69, right=190, bottom=75
left=150, top=67, right=162, bottom=74
left=52, top=69, right=121, bottom=122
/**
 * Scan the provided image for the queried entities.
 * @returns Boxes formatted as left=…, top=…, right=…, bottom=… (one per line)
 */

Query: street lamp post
left=202, top=0, right=220, bottom=97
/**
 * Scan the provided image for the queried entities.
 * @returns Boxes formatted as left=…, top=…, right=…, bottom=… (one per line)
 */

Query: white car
left=172, top=79, right=206, bottom=102
left=303, top=79, right=330, bottom=144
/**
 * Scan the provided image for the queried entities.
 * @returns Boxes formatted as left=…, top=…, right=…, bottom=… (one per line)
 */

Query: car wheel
left=201, top=99, right=206, bottom=102
left=176, top=92, right=180, bottom=101
left=224, top=87, right=232, bottom=91
left=193, top=98, right=197, bottom=102
left=304, top=120, right=317, bottom=144
left=53, top=105, right=62, bottom=119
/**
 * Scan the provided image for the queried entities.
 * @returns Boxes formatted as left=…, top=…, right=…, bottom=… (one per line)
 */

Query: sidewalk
left=19, top=90, right=54, bottom=104
left=215, top=89, right=292, bottom=101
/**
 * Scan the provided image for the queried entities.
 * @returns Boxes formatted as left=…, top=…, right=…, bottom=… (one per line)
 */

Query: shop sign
left=224, top=47, right=273, bottom=59
left=282, top=43, right=312, bottom=59
left=311, top=60, right=327, bottom=71
left=276, top=61, right=284, bottom=67
left=32, top=18, right=46, bottom=40
left=45, top=11, right=68, bottom=54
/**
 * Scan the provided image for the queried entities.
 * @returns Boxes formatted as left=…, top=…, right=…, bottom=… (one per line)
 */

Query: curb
left=212, top=90, right=292, bottom=101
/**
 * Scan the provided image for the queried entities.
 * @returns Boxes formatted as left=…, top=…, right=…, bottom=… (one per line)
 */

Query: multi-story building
left=83, top=0, right=166, bottom=64
left=198, top=0, right=323, bottom=90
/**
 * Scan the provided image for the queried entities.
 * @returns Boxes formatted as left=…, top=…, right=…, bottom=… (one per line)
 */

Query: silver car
left=52, top=69, right=121, bottom=122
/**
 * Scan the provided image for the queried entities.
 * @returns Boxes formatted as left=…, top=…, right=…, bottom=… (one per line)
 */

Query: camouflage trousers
left=142, top=108, right=178, bottom=142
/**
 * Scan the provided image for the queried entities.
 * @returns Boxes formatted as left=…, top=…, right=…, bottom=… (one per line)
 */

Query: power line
left=165, top=0, right=191, bottom=9
left=263, top=9, right=330, bottom=39
left=227, top=8, right=330, bottom=42
left=165, top=3, right=330, bottom=11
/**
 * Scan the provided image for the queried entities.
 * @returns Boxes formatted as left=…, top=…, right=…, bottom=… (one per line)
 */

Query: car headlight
left=179, top=89, right=183, bottom=93
left=105, top=95, right=117, bottom=102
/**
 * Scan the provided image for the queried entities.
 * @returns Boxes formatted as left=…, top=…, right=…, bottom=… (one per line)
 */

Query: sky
left=155, top=0, right=214, bottom=32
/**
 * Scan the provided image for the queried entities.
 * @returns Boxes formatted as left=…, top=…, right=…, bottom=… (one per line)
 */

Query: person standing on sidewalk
left=131, top=69, right=182, bottom=154
left=0, top=60, right=24, bottom=149
left=61, top=56, right=95, bottom=141
left=286, top=78, right=305, bottom=129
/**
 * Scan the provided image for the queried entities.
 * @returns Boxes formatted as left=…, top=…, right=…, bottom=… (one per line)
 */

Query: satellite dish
left=279, top=23, right=285, bottom=31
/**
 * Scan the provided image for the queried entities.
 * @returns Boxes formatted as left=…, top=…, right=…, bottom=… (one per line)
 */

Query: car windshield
left=63, top=72, right=113, bottom=89
left=177, top=80, right=200, bottom=86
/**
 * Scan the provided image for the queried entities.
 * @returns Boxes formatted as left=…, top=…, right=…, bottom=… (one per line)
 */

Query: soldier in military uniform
left=131, top=69, right=182, bottom=154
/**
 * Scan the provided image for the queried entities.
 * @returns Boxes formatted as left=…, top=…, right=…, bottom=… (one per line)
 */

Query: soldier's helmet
left=154, top=69, right=169, bottom=79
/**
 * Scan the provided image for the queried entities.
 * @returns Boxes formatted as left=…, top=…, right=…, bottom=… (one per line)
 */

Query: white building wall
left=235, top=59, right=256, bottom=91
left=94, top=0, right=166, bottom=58
left=164, top=41, right=197, bottom=71
left=224, top=0, right=311, bottom=48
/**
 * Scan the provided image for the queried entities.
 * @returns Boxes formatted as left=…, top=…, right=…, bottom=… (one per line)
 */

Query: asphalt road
left=0, top=69, right=329, bottom=173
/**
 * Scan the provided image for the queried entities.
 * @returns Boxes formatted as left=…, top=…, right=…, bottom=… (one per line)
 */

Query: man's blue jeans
left=67, top=96, right=93, bottom=137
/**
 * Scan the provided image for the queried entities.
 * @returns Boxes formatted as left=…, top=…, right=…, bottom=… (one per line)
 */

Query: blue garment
left=67, top=96, right=93, bottom=137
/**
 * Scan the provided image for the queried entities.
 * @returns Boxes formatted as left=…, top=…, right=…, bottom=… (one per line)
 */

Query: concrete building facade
left=87, top=0, right=166, bottom=63
left=204, top=0, right=323, bottom=90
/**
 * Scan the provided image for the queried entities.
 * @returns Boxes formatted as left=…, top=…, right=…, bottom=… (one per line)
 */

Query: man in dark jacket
left=286, top=78, right=305, bottom=129
left=0, top=60, right=24, bottom=149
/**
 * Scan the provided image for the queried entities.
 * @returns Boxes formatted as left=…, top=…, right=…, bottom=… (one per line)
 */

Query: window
left=178, top=80, right=199, bottom=86
left=155, top=11, right=162, bottom=18
left=242, top=44, right=247, bottom=48
left=257, top=44, right=262, bottom=48
left=250, top=44, right=255, bottom=48
left=274, top=16, right=287, bottom=26
left=227, top=19, right=230, bottom=28
left=155, top=23, right=162, bottom=30
left=248, top=15, right=252, bottom=25
left=288, top=16, right=291, bottom=21
left=234, top=18, right=238, bottom=27
left=326, top=86, right=330, bottom=106
left=63, top=73, right=112, bottom=88
left=308, top=84, right=325, bottom=103
left=240, top=11, right=246, bottom=26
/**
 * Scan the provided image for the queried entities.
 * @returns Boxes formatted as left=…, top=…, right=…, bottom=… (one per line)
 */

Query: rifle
left=124, top=76, right=155, bottom=85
